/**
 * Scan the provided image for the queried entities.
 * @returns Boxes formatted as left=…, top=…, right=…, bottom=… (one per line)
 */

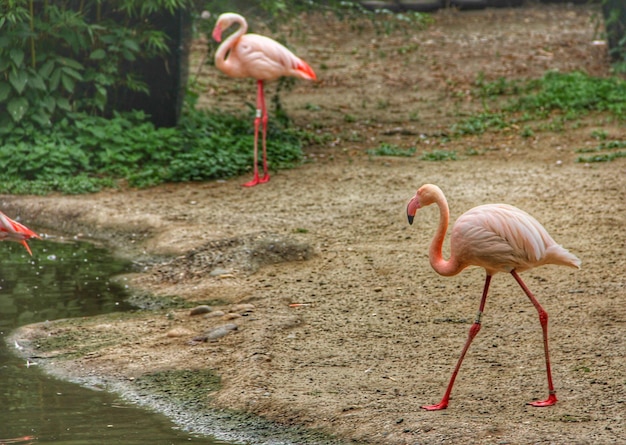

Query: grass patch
left=451, top=112, right=510, bottom=136
left=507, top=71, right=626, bottom=118
left=420, top=150, right=457, bottom=161
left=575, top=140, right=626, bottom=163
left=367, top=143, right=416, bottom=157
left=454, top=71, right=626, bottom=137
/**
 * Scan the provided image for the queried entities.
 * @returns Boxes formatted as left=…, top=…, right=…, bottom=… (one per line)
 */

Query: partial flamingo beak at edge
left=212, top=25, right=222, bottom=42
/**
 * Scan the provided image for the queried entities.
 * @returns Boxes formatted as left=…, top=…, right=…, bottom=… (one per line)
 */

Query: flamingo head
left=407, top=184, right=442, bottom=224
left=212, top=13, right=246, bottom=43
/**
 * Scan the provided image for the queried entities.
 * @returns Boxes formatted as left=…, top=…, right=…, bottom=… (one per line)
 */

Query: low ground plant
left=0, top=107, right=305, bottom=194
left=453, top=71, right=626, bottom=139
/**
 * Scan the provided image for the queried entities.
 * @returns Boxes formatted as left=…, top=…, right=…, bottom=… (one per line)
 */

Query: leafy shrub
left=0, top=0, right=194, bottom=131
left=0, top=108, right=305, bottom=194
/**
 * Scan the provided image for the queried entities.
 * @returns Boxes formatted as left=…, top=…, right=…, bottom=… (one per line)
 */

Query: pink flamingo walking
left=211, top=12, right=317, bottom=187
left=0, top=211, right=39, bottom=255
left=406, top=184, right=580, bottom=411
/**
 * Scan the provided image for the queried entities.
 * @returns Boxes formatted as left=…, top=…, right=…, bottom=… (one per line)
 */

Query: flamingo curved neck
left=215, top=16, right=247, bottom=70
left=429, top=196, right=460, bottom=277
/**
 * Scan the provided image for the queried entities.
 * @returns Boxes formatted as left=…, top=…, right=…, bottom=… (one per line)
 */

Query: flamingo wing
left=227, top=34, right=315, bottom=81
left=451, top=204, right=558, bottom=273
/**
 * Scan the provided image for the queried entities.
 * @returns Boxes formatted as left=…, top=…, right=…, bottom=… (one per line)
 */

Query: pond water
left=0, top=237, right=232, bottom=444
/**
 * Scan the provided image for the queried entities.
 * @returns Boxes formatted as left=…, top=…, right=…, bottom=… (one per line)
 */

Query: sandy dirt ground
left=4, top=3, right=626, bottom=444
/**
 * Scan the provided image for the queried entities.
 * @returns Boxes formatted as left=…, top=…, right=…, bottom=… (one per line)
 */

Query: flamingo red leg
left=259, top=79, right=270, bottom=183
left=243, top=80, right=266, bottom=187
left=422, top=275, right=492, bottom=411
left=511, top=270, right=558, bottom=407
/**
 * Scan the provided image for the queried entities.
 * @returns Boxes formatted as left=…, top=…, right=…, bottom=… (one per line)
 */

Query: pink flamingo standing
left=406, top=184, right=581, bottom=411
left=0, top=211, right=39, bottom=255
left=211, top=12, right=317, bottom=187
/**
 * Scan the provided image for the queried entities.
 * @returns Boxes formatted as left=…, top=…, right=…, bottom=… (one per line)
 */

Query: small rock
left=190, top=323, right=238, bottom=343
left=189, top=305, right=212, bottom=316
left=231, top=303, right=255, bottom=313
left=222, top=312, right=242, bottom=320
left=206, top=323, right=238, bottom=341
left=166, top=327, right=194, bottom=338
left=204, top=310, right=225, bottom=318
left=210, top=268, right=232, bottom=277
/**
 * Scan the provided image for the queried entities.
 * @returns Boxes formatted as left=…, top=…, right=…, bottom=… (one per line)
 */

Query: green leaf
left=58, top=57, right=84, bottom=70
left=0, top=81, right=10, bottom=101
left=39, top=60, right=55, bottom=78
left=61, top=73, right=75, bottom=93
left=89, top=49, right=106, bottom=60
left=28, top=72, right=46, bottom=90
left=122, top=39, right=140, bottom=52
left=31, top=109, right=51, bottom=127
left=9, top=48, right=24, bottom=66
left=7, top=97, right=28, bottom=122
left=56, top=97, right=70, bottom=111
left=61, top=66, right=83, bottom=81
left=8, top=70, right=28, bottom=94
left=0, top=55, right=10, bottom=72
left=50, top=68, right=61, bottom=91
left=122, top=49, right=136, bottom=61
left=43, top=96, right=56, bottom=113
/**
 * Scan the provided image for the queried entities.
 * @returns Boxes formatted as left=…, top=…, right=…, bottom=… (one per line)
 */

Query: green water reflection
left=0, top=238, right=227, bottom=444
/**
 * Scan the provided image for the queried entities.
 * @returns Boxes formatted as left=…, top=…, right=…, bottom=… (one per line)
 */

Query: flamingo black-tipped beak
left=407, top=195, right=420, bottom=225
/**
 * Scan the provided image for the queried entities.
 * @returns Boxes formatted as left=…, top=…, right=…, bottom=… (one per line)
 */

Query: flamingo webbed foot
left=242, top=173, right=269, bottom=187
left=527, top=393, right=557, bottom=407
left=421, top=401, right=448, bottom=411
left=242, top=175, right=260, bottom=187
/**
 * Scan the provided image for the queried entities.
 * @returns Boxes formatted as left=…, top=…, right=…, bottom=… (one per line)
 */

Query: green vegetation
left=367, top=144, right=458, bottom=162
left=419, top=150, right=457, bottom=161
left=0, top=107, right=305, bottom=194
left=0, top=0, right=194, bottom=129
left=507, top=71, right=626, bottom=118
left=367, top=143, right=416, bottom=157
left=451, top=112, right=510, bottom=136
left=452, top=71, right=626, bottom=142
left=575, top=140, right=626, bottom=163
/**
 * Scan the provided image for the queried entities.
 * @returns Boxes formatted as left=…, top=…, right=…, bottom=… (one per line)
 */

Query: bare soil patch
left=4, top=3, right=625, bottom=445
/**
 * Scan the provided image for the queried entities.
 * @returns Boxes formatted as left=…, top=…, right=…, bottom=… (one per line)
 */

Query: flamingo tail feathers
left=545, top=244, right=581, bottom=269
